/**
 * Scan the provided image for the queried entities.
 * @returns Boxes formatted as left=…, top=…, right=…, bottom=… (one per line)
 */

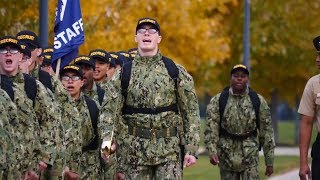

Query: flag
left=52, top=0, right=84, bottom=71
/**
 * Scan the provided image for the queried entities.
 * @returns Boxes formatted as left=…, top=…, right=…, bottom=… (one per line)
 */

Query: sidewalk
left=259, top=146, right=304, bottom=156
left=267, top=146, right=310, bottom=180
left=268, top=168, right=300, bottom=180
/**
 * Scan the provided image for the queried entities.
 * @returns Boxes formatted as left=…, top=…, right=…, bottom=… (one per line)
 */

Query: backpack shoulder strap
left=248, top=88, right=261, bottom=129
left=0, top=75, right=14, bottom=101
left=218, top=87, right=230, bottom=128
left=162, top=56, right=179, bottom=89
left=83, top=95, right=100, bottom=151
left=38, top=69, right=53, bottom=92
left=96, top=84, right=105, bottom=106
left=120, top=56, right=179, bottom=101
left=84, top=95, right=99, bottom=126
left=23, top=74, right=37, bottom=107
left=121, top=61, right=133, bottom=100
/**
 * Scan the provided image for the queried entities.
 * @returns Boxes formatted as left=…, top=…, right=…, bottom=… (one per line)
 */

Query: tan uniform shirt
left=298, top=74, right=320, bottom=132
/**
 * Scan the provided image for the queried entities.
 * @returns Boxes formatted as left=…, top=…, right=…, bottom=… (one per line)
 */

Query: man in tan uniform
left=298, top=35, right=320, bottom=180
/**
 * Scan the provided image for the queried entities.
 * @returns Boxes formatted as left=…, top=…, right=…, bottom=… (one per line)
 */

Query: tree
left=217, top=0, right=320, bottom=105
left=0, top=0, right=38, bottom=36
left=50, top=0, right=236, bottom=96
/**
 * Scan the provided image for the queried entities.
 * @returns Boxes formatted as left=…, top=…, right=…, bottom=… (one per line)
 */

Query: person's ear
left=157, top=35, right=162, bottom=44
left=80, top=79, right=84, bottom=87
left=36, top=48, right=42, bottom=57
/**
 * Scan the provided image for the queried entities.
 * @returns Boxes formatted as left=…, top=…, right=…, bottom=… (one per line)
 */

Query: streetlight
left=39, top=0, right=48, bottom=48
left=243, top=0, right=250, bottom=71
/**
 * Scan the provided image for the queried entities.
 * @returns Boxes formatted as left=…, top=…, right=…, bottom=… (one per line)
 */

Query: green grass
left=278, top=121, right=318, bottom=146
left=278, top=121, right=297, bottom=145
left=183, top=155, right=300, bottom=180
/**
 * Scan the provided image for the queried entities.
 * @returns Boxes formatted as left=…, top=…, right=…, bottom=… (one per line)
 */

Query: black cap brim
left=231, top=67, right=249, bottom=75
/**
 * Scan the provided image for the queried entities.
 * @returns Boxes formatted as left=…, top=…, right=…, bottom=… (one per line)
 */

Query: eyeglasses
left=137, top=28, right=158, bottom=34
left=0, top=48, right=19, bottom=54
left=61, top=75, right=81, bottom=81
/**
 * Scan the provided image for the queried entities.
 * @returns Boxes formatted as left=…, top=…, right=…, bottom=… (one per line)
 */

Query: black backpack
left=38, top=69, right=53, bottom=92
left=0, top=75, right=14, bottom=101
left=82, top=95, right=100, bottom=152
left=218, top=87, right=261, bottom=149
left=23, top=74, right=37, bottom=107
left=0, top=74, right=37, bottom=107
left=120, top=56, right=179, bottom=115
left=96, top=84, right=105, bottom=106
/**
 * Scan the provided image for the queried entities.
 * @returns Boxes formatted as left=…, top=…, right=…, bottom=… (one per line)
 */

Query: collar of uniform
left=74, top=92, right=85, bottom=103
left=96, top=79, right=108, bottom=86
left=229, top=86, right=249, bottom=97
left=9, top=71, right=25, bottom=83
left=30, top=65, right=40, bottom=79
left=135, top=52, right=162, bottom=64
left=83, top=81, right=97, bottom=97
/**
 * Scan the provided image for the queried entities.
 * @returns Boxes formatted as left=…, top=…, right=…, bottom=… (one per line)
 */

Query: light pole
left=39, top=0, right=48, bottom=48
left=243, top=0, right=250, bottom=70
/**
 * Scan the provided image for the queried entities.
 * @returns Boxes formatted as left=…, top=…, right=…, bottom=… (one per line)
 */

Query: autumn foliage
left=1, top=0, right=320, bottom=104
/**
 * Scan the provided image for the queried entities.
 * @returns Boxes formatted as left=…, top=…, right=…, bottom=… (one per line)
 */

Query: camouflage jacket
left=96, top=79, right=108, bottom=88
left=0, top=91, right=18, bottom=179
left=75, top=94, right=96, bottom=147
left=10, top=72, right=63, bottom=166
left=75, top=94, right=102, bottom=177
left=60, top=95, right=83, bottom=174
left=30, top=65, right=40, bottom=79
left=110, top=53, right=200, bottom=166
left=2, top=74, right=41, bottom=173
left=204, top=87, right=275, bottom=171
left=83, top=81, right=103, bottom=106
left=98, top=82, right=118, bottom=142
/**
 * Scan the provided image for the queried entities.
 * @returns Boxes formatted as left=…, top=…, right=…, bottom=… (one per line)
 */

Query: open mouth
left=142, top=39, right=152, bottom=43
left=66, top=85, right=74, bottom=91
left=6, top=59, right=12, bottom=65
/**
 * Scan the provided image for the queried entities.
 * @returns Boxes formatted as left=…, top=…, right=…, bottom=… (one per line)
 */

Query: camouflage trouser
left=81, top=150, right=101, bottom=179
left=123, top=161, right=182, bottom=180
left=101, top=154, right=116, bottom=180
left=220, top=166, right=259, bottom=180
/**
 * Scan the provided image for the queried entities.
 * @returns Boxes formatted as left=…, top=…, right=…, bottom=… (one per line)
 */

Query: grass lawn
left=278, top=121, right=317, bottom=145
left=183, top=155, right=300, bottom=180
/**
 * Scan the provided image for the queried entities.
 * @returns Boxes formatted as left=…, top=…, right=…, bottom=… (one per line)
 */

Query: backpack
left=120, top=56, right=179, bottom=115
left=96, top=84, right=105, bottom=106
left=0, top=74, right=37, bottom=107
left=218, top=86, right=261, bottom=149
left=23, top=74, right=37, bottom=107
left=0, top=75, right=14, bottom=101
left=82, top=95, right=100, bottom=152
left=38, top=69, right=53, bottom=92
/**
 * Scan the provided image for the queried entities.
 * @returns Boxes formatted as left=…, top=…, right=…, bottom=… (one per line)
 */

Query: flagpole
left=55, top=58, right=61, bottom=77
